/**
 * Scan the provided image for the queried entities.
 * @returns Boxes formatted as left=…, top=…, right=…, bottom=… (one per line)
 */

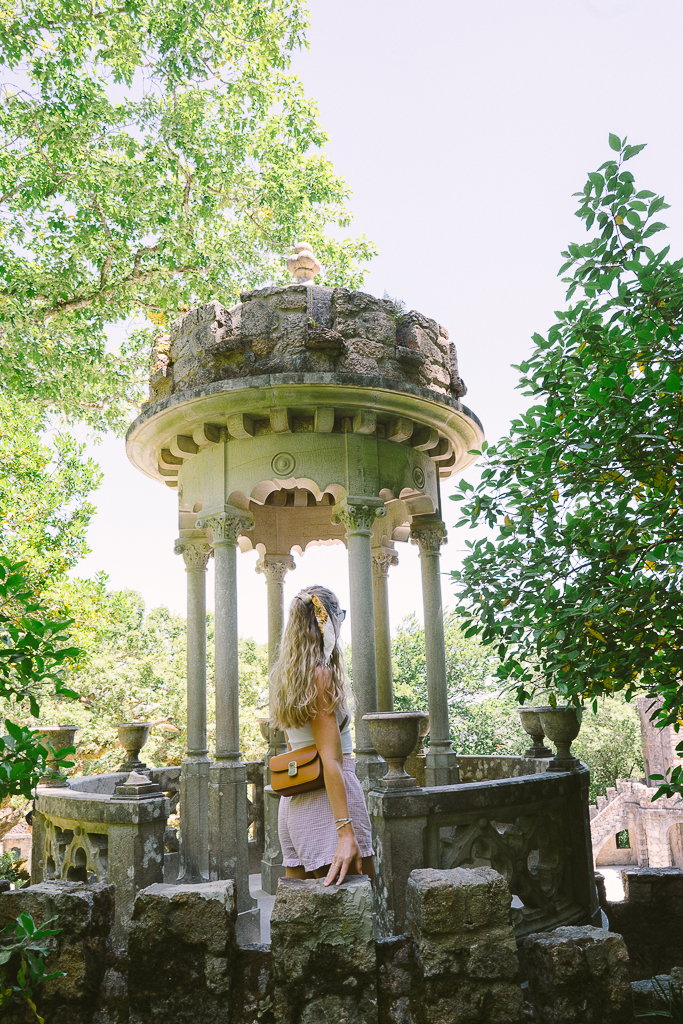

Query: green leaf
left=608, top=133, right=622, bottom=152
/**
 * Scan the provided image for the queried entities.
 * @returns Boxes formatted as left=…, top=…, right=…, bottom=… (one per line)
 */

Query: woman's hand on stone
left=324, top=826, right=362, bottom=887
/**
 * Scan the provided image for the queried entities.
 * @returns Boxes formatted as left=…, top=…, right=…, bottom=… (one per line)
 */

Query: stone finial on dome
left=286, top=242, right=322, bottom=284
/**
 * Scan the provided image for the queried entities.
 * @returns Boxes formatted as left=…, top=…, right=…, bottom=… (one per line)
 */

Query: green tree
left=24, top=579, right=270, bottom=774
left=0, top=397, right=101, bottom=590
left=573, top=698, right=643, bottom=801
left=0, top=557, right=79, bottom=800
left=392, top=612, right=529, bottom=757
left=391, top=613, right=643, bottom=800
left=0, top=0, right=375, bottom=430
left=452, top=137, right=683, bottom=754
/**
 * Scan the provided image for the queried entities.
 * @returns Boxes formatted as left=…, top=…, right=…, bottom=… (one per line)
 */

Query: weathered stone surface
left=523, top=925, right=634, bottom=1023
left=270, top=876, right=377, bottom=1024
left=631, top=966, right=683, bottom=1014
left=0, top=881, right=115, bottom=1023
left=127, top=880, right=237, bottom=1024
left=151, top=285, right=462, bottom=406
left=377, top=934, right=419, bottom=1024
left=406, top=867, right=524, bottom=1024
left=602, top=868, right=683, bottom=978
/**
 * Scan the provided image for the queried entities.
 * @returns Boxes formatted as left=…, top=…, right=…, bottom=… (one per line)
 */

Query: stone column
left=410, top=517, right=459, bottom=786
left=174, top=536, right=211, bottom=883
left=256, top=552, right=295, bottom=895
left=333, top=496, right=387, bottom=791
left=372, top=545, right=399, bottom=713
left=195, top=507, right=260, bottom=944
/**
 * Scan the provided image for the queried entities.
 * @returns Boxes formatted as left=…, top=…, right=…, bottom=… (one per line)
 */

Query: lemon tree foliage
left=452, top=137, right=683, bottom=759
left=0, top=0, right=375, bottom=431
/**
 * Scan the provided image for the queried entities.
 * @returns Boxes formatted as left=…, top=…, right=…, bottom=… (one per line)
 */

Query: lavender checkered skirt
left=278, top=756, right=374, bottom=872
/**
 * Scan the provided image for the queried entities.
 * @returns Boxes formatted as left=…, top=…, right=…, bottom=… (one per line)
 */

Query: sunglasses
left=339, top=609, right=347, bottom=622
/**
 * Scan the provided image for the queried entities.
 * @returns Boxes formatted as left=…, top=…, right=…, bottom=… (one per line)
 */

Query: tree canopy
left=452, top=136, right=683, bottom=750
left=0, top=0, right=375, bottom=431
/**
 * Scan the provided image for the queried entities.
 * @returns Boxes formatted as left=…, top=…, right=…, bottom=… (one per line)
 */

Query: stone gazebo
left=125, top=245, right=484, bottom=931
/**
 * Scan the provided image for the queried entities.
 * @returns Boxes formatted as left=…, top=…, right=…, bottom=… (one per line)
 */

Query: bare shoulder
left=314, top=664, right=334, bottom=710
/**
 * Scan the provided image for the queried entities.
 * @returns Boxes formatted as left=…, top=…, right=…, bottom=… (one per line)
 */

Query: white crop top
left=286, top=705, right=353, bottom=755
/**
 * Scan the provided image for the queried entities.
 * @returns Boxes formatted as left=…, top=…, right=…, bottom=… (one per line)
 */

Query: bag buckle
left=288, top=761, right=298, bottom=777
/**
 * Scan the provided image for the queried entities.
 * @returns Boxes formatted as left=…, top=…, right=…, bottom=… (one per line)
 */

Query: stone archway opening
left=596, top=829, right=636, bottom=867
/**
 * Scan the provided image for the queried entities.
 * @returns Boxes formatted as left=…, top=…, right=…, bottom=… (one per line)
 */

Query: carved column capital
left=196, top=507, right=255, bottom=545
left=174, top=538, right=211, bottom=571
left=256, top=553, right=296, bottom=583
left=332, top=497, right=387, bottom=536
left=372, top=547, right=399, bottom=579
left=410, top=519, right=448, bottom=555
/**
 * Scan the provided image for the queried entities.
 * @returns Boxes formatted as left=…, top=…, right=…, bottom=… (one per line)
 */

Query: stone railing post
left=333, top=496, right=387, bottom=791
left=372, top=545, right=398, bottom=713
left=407, top=866, right=524, bottom=1024
left=270, top=877, right=377, bottom=1024
left=523, top=925, right=633, bottom=1024
left=174, top=536, right=211, bottom=883
left=256, top=552, right=295, bottom=895
left=410, top=516, right=458, bottom=786
left=128, top=880, right=237, bottom=1021
left=195, top=507, right=260, bottom=944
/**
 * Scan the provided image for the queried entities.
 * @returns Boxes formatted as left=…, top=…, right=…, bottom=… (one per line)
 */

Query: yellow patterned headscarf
left=299, top=592, right=337, bottom=665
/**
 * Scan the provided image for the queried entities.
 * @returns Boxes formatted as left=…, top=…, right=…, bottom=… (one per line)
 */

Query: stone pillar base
left=208, top=761, right=259, bottom=926
left=261, top=786, right=286, bottom=895
left=179, top=758, right=210, bottom=883
left=354, top=754, right=386, bottom=795
left=425, top=747, right=460, bottom=787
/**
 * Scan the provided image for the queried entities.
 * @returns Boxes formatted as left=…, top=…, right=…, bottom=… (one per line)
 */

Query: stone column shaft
left=213, top=538, right=240, bottom=759
left=194, top=508, right=260, bottom=942
left=256, top=552, right=295, bottom=895
left=372, top=547, right=399, bottom=713
left=333, top=498, right=387, bottom=791
left=411, top=519, right=459, bottom=786
left=174, top=537, right=211, bottom=883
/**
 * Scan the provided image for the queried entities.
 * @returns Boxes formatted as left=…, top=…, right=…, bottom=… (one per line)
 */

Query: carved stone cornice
left=256, top=553, right=296, bottom=583
left=332, top=498, right=387, bottom=536
left=410, top=519, right=448, bottom=555
left=372, top=548, right=399, bottom=579
left=195, top=508, right=255, bottom=545
left=174, top=538, right=211, bottom=571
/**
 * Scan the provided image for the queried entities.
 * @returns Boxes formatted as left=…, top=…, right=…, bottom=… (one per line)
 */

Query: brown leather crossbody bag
left=269, top=716, right=348, bottom=798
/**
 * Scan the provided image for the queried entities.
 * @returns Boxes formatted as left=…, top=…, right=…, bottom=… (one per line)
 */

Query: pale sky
left=71, top=0, right=683, bottom=645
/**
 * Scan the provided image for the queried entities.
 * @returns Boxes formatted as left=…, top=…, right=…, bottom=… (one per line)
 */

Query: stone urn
left=537, top=706, right=582, bottom=772
left=362, top=712, right=426, bottom=789
left=115, top=722, right=152, bottom=772
left=518, top=708, right=553, bottom=758
left=257, top=718, right=271, bottom=743
left=37, top=725, right=78, bottom=787
left=405, top=713, right=430, bottom=787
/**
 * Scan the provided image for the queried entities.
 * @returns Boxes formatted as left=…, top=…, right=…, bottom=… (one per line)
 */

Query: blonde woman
left=271, top=585, right=374, bottom=886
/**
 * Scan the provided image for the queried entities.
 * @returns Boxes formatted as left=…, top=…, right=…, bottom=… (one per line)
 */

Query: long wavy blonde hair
left=271, top=585, right=349, bottom=730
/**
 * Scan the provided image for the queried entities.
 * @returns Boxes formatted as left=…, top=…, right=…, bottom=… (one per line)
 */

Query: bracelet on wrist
left=335, top=817, right=352, bottom=831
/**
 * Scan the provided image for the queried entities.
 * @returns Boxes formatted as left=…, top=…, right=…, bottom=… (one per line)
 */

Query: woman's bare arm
left=309, top=667, right=361, bottom=885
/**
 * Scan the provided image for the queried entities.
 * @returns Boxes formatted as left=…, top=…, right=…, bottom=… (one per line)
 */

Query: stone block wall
left=599, top=867, right=683, bottom=979
left=149, top=286, right=466, bottom=406
left=523, top=924, right=633, bottom=1024
left=405, top=866, right=524, bottom=1024
left=0, top=881, right=122, bottom=1024
left=0, top=870, right=654, bottom=1024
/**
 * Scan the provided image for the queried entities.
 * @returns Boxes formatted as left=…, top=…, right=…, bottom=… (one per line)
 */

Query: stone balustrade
left=369, top=761, right=599, bottom=939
